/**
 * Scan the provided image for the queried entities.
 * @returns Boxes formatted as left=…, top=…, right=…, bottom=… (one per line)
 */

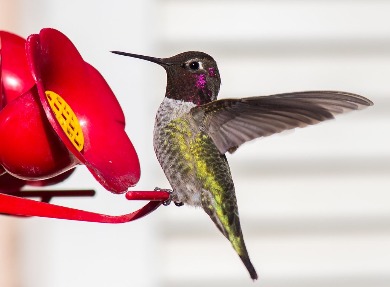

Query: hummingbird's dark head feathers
left=161, top=51, right=221, bottom=105
left=162, top=51, right=215, bottom=65
left=112, top=50, right=221, bottom=105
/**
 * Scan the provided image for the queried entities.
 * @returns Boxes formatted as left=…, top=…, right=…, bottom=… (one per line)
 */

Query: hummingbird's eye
left=189, top=61, right=200, bottom=70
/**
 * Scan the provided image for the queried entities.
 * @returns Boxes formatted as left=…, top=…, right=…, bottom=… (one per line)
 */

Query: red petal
left=0, top=31, right=35, bottom=104
left=26, top=28, right=140, bottom=193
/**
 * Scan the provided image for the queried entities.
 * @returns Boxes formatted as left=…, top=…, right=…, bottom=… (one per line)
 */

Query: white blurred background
left=1, top=0, right=390, bottom=286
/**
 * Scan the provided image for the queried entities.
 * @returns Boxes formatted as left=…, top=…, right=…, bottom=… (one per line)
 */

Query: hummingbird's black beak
left=111, top=51, right=170, bottom=66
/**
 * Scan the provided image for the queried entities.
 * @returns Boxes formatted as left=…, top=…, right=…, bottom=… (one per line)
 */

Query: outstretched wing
left=190, top=91, right=373, bottom=154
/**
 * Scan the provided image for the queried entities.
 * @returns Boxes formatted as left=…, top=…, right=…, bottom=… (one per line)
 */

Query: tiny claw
left=154, top=187, right=173, bottom=206
left=163, top=199, right=171, bottom=206
left=153, top=188, right=182, bottom=207
left=154, top=187, right=172, bottom=193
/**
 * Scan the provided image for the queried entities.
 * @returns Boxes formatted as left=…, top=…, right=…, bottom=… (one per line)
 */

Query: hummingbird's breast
left=153, top=97, right=234, bottom=207
left=154, top=98, right=199, bottom=205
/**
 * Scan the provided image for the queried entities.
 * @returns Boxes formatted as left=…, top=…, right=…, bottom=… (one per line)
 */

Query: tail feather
left=201, top=187, right=257, bottom=280
left=240, top=255, right=258, bottom=280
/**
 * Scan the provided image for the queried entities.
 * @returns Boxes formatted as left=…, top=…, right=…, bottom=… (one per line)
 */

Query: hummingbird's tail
left=239, top=254, right=258, bottom=280
left=206, top=207, right=258, bottom=280
left=202, top=187, right=258, bottom=280
left=205, top=209, right=258, bottom=280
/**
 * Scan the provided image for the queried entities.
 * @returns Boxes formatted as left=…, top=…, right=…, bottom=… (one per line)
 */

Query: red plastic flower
left=0, top=28, right=168, bottom=222
left=1, top=28, right=140, bottom=193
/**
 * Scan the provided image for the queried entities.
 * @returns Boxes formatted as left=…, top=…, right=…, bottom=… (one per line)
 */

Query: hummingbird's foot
left=153, top=187, right=184, bottom=207
left=154, top=187, right=173, bottom=206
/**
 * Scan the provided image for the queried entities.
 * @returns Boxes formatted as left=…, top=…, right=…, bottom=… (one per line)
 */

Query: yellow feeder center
left=45, top=90, right=84, bottom=152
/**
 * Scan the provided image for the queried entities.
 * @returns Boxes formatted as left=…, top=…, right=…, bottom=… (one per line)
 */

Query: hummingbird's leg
left=174, top=201, right=184, bottom=207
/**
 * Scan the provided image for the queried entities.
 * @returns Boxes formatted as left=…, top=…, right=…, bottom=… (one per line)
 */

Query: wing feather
left=191, top=91, right=373, bottom=154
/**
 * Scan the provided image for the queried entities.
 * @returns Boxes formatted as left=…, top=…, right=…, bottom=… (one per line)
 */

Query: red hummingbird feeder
left=0, top=28, right=169, bottom=222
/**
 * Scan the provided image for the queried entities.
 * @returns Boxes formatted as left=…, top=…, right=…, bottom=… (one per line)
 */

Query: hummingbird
left=112, top=50, right=373, bottom=280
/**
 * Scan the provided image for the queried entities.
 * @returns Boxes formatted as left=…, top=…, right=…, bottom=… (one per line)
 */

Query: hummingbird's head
left=112, top=50, right=221, bottom=106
